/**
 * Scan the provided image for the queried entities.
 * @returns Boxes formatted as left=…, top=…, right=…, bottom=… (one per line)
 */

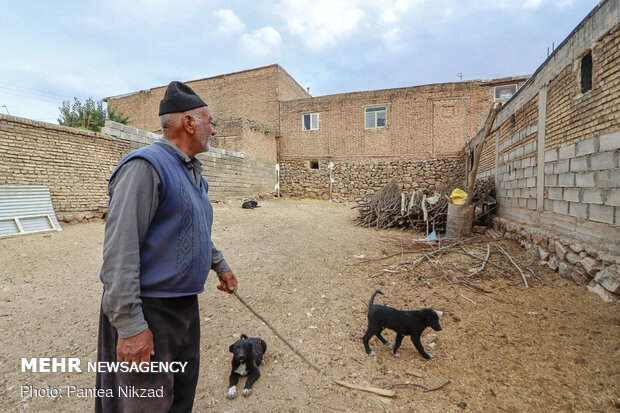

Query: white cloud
left=523, top=0, right=543, bottom=9
left=279, top=0, right=365, bottom=50
left=380, top=10, right=397, bottom=24
left=216, top=9, right=245, bottom=35
left=382, top=27, right=406, bottom=53
left=240, top=27, right=282, bottom=57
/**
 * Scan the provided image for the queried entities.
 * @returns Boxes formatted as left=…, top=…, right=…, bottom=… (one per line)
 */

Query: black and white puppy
left=227, top=334, right=267, bottom=399
left=363, top=290, right=442, bottom=359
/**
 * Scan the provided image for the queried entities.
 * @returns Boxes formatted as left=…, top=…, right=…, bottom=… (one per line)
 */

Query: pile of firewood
left=354, top=177, right=496, bottom=233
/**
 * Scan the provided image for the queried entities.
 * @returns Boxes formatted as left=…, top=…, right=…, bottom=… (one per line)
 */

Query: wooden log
left=334, top=380, right=395, bottom=397
left=464, top=103, right=501, bottom=206
left=495, top=245, right=529, bottom=288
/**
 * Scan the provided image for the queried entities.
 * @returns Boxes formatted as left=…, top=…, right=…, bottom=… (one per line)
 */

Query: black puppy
left=227, top=334, right=267, bottom=399
left=363, top=290, right=442, bottom=359
left=242, top=200, right=260, bottom=209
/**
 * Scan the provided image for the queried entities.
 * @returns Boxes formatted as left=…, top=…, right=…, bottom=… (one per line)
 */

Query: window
left=365, top=105, right=387, bottom=129
left=309, top=160, right=319, bottom=169
left=581, top=52, right=592, bottom=93
left=302, top=113, right=319, bottom=131
left=494, top=84, right=517, bottom=102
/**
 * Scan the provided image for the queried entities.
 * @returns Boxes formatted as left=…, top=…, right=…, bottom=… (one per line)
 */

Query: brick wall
left=280, top=158, right=463, bottom=202
left=0, top=115, right=276, bottom=222
left=212, top=118, right=277, bottom=163
left=545, top=25, right=619, bottom=150
left=277, top=66, right=312, bottom=103
left=467, top=1, right=619, bottom=293
left=1, top=116, right=136, bottom=216
left=106, top=65, right=309, bottom=134
left=278, top=81, right=503, bottom=161
left=477, top=131, right=496, bottom=175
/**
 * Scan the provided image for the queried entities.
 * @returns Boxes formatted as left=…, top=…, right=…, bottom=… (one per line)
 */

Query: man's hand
left=217, top=271, right=237, bottom=294
left=117, top=328, right=155, bottom=366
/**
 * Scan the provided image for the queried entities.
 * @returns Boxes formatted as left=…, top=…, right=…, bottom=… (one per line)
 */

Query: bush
left=58, top=97, right=129, bottom=132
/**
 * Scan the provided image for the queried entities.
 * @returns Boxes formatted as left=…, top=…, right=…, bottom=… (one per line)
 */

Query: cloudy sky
left=0, top=0, right=599, bottom=122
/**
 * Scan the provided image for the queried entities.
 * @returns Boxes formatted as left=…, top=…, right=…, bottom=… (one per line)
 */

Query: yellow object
left=450, top=188, right=468, bottom=205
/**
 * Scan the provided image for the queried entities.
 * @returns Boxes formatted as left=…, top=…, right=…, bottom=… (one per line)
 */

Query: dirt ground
left=0, top=198, right=618, bottom=412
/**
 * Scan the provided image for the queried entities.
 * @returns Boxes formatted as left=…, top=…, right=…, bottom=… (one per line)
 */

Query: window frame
left=302, top=113, right=319, bottom=131
left=364, top=105, right=388, bottom=129
left=494, top=84, right=518, bottom=102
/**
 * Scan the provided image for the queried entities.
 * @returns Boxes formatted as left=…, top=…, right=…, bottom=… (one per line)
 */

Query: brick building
left=106, top=65, right=309, bottom=137
left=279, top=79, right=520, bottom=161
left=465, top=0, right=619, bottom=293
left=105, top=65, right=526, bottom=200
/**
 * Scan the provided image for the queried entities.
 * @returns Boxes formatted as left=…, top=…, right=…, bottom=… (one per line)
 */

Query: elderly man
left=95, top=81, right=237, bottom=413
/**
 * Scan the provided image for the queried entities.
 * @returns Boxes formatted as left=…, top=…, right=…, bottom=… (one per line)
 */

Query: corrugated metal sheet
left=0, top=186, right=62, bottom=237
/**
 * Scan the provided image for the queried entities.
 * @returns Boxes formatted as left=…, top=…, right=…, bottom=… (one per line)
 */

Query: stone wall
left=0, top=115, right=276, bottom=223
left=280, top=158, right=463, bottom=202
left=466, top=1, right=619, bottom=294
left=494, top=216, right=618, bottom=294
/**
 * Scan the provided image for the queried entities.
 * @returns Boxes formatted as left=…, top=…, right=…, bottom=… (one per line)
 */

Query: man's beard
left=199, top=134, right=211, bottom=151
left=194, top=117, right=211, bottom=151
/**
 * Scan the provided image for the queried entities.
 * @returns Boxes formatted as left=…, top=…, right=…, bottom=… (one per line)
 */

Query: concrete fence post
left=536, top=86, right=547, bottom=210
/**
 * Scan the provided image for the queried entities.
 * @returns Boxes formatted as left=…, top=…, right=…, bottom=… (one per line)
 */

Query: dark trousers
left=95, top=295, right=200, bottom=413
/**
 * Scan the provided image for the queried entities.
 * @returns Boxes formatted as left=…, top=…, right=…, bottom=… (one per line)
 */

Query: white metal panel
left=0, top=219, right=19, bottom=235
left=0, top=186, right=62, bottom=237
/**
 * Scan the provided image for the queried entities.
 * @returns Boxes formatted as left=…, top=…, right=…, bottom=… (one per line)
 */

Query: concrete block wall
left=467, top=1, right=620, bottom=294
left=544, top=133, right=620, bottom=224
left=101, top=121, right=161, bottom=144
left=280, top=158, right=463, bottom=202
left=0, top=115, right=276, bottom=223
left=200, top=152, right=276, bottom=200
left=496, top=121, right=539, bottom=211
left=102, top=120, right=277, bottom=201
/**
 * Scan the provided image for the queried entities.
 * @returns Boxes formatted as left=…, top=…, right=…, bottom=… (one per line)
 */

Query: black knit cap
left=159, top=81, right=207, bottom=116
